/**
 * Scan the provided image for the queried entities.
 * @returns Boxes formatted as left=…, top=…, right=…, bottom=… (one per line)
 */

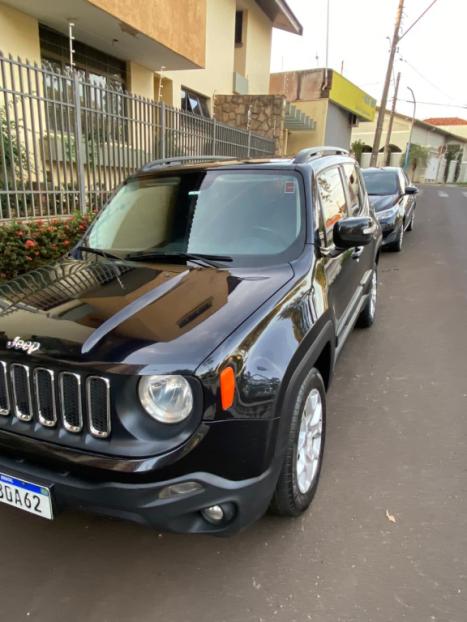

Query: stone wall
left=213, top=94, right=286, bottom=155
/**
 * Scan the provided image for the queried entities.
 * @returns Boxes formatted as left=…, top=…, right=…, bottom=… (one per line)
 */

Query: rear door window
left=317, top=167, right=348, bottom=244
left=342, top=164, right=364, bottom=215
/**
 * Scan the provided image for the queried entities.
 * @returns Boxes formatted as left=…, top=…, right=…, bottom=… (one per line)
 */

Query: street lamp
left=403, top=86, right=416, bottom=171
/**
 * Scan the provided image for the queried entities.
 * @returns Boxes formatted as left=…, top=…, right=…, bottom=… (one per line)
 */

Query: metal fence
left=0, top=53, right=275, bottom=221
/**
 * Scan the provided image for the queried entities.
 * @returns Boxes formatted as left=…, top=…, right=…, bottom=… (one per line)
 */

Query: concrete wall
left=214, top=94, right=286, bottom=154
left=0, top=3, right=40, bottom=61
left=352, top=115, right=411, bottom=152
left=127, top=62, right=155, bottom=99
left=87, top=0, right=207, bottom=67
left=426, top=124, right=467, bottom=139
left=166, top=0, right=274, bottom=110
left=242, top=1, right=273, bottom=94
left=165, top=0, right=236, bottom=109
left=285, top=99, right=328, bottom=155
left=324, top=102, right=352, bottom=149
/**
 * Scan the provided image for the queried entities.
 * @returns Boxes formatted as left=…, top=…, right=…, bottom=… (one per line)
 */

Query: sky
left=271, top=0, right=467, bottom=121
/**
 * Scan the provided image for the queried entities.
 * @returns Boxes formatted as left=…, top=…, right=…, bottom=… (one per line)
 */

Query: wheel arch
left=273, top=317, right=335, bottom=461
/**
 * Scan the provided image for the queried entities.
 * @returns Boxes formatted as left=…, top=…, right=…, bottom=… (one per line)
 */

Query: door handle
left=352, top=246, right=364, bottom=260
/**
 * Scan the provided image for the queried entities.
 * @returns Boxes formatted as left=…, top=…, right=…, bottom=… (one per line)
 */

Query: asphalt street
left=0, top=184, right=466, bottom=622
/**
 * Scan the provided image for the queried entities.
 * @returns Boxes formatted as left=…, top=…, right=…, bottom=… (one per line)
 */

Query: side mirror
left=333, top=217, right=375, bottom=249
left=405, top=185, right=418, bottom=195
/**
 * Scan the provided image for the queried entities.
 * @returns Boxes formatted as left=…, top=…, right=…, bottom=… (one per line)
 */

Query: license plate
left=0, top=473, right=53, bottom=520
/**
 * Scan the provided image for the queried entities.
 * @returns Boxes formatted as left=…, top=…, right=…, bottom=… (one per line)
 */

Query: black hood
left=0, top=258, right=294, bottom=373
left=369, top=194, right=400, bottom=212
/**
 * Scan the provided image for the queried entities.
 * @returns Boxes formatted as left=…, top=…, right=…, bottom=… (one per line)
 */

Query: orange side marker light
left=219, top=367, right=236, bottom=410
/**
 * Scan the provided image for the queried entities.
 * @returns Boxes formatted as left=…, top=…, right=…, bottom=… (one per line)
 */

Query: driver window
left=317, top=167, right=348, bottom=245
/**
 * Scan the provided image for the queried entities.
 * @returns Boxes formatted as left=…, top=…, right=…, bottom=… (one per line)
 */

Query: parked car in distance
left=0, top=147, right=381, bottom=535
left=361, top=167, right=418, bottom=252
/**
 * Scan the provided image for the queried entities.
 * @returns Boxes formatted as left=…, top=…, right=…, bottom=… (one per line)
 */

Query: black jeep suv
left=0, top=147, right=381, bottom=535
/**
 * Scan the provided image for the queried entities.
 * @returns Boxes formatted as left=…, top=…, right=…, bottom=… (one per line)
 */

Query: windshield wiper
left=125, top=251, right=233, bottom=267
left=75, top=245, right=122, bottom=261
left=75, top=245, right=125, bottom=289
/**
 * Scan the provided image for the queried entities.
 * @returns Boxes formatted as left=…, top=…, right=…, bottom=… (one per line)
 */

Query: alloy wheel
left=369, top=270, right=377, bottom=319
left=296, top=388, right=323, bottom=494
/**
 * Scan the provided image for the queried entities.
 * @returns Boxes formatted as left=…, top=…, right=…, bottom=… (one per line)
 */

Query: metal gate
left=0, top=53, right=275, bottom=221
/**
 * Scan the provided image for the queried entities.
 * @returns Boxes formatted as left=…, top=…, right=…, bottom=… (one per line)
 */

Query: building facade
left=0, top=0, right=301, bottom=113
left=351, top=109, right=467, bottom=182
left=0, top=0, right=303, bottom=221
left=269, top=68, right=376, bottom=153
left=424, top=117, right=467, bottom=140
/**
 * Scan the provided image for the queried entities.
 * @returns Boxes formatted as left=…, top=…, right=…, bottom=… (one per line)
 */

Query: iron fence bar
left=17, top=58, right=37, bottom=217
left=49, top=66, right=65, bottom=215
left=72, top=71, right=86, bottom=215
left=33, top=61, right=51, bottom=217
left=94, top=88, right=104, bottom=210
left=0, top=56, right=12, bottom=218
left=87, top=82, right=97, bottom=212
left=25, top=61, right=43, bottom=217
left=160, top=101, right=166, bottom=160
left=58, top=72, right=71, bottom=214
left=4, top=55, right=23, bottom=217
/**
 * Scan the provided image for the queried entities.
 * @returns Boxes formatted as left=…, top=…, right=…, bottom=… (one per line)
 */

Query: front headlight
left=377, top=205, right=399, bottom=219
left=138, top=375, right=193, bottom=424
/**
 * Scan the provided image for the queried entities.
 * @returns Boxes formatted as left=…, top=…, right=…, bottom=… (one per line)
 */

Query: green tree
left=401, top=144, right=429, bottom=175
left=444, top=144, right=462, bottom=182
left=351, top=139, right=366, bottom=165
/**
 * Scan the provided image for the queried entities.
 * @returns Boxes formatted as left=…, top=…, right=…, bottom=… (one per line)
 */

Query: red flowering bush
left=0, top=212, right=95, bottom=281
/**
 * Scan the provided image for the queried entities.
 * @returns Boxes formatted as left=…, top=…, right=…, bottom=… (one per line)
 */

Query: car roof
left=362, top=167, right=402, bottom=174
left=130, top=152, right=357, bottom=180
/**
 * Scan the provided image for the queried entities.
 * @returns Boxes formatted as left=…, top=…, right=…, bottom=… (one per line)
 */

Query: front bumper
left=376, top=213, right=400, bottom=246
left=0, top=451, right=279, bottom=535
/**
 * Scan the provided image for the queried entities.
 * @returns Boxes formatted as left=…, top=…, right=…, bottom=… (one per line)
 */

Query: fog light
left=201, top=504, right=225, bottom=524
left=159, top=481, right=203, bottom=499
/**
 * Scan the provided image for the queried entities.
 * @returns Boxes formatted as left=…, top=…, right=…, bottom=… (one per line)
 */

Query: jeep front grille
left=0, top=361, right=10, bottom=415
left=0, top=362, right=110, bottom=439
left=60, top=372, right=83, bottom=433
left=34, top=368, right=57, bottom=427
left=11, top=364, right=33, bottom=422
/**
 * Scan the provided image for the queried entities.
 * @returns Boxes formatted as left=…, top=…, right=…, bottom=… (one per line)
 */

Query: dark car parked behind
left=0, top=148, right=381, bottom=535
left=362, top=167, right=418, bottom=252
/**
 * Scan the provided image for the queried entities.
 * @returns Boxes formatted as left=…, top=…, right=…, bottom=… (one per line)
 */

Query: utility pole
left=383, top=71, right=401, bottom=166
left=370, top=0, right=404, bottom=166
left=403, top=86, right=416, bottom=171
left=324, top=0, right=330, bottom=88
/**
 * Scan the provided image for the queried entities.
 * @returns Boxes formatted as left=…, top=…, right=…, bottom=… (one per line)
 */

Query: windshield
left=362, top=170, right=400, bottom=195
left=86, top=170, right=305, bottom=266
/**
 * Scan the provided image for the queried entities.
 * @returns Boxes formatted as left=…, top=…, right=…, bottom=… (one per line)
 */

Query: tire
left=387, top=222, right=404, bottom=252
left=356, top=266, right=377, bottom=328
left=270, top=368, right=326, bottom=517
left=407, top=208, right=415, bottom=232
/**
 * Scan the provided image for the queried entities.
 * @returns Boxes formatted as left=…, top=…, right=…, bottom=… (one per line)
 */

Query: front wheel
left=356, top=266, right=377, bottom=328
left=387, top=222, right=404, bottom=252
left=270, top=368, right=326, bottom=517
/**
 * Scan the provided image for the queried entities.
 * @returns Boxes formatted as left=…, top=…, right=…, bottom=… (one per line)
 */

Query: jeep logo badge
left=6, top=336, right=41, bottom=355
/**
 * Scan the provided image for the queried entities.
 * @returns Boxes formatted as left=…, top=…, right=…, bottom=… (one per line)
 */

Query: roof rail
left=141, top=155, right=239, bottom=172
left=293, top=146, right=349, bottom=164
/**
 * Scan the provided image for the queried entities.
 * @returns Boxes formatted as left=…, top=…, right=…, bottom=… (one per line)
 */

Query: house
left=0, top=0, right=302, bottom=113
left=351, top=108, right=467, bottom=182
left=424, top=117, right=467, bottom=140
left=269, top=68, right=376, bottom=153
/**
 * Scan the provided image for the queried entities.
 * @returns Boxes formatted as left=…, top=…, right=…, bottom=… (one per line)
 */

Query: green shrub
left=0, top=212, right=94, bottom=281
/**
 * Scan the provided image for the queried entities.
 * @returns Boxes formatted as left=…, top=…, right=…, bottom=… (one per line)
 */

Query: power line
left=399, top=57, right=459, bottom=103
left=397, top=98, right=467, bottom=109
left=399, top=0, right=440, bottom=41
